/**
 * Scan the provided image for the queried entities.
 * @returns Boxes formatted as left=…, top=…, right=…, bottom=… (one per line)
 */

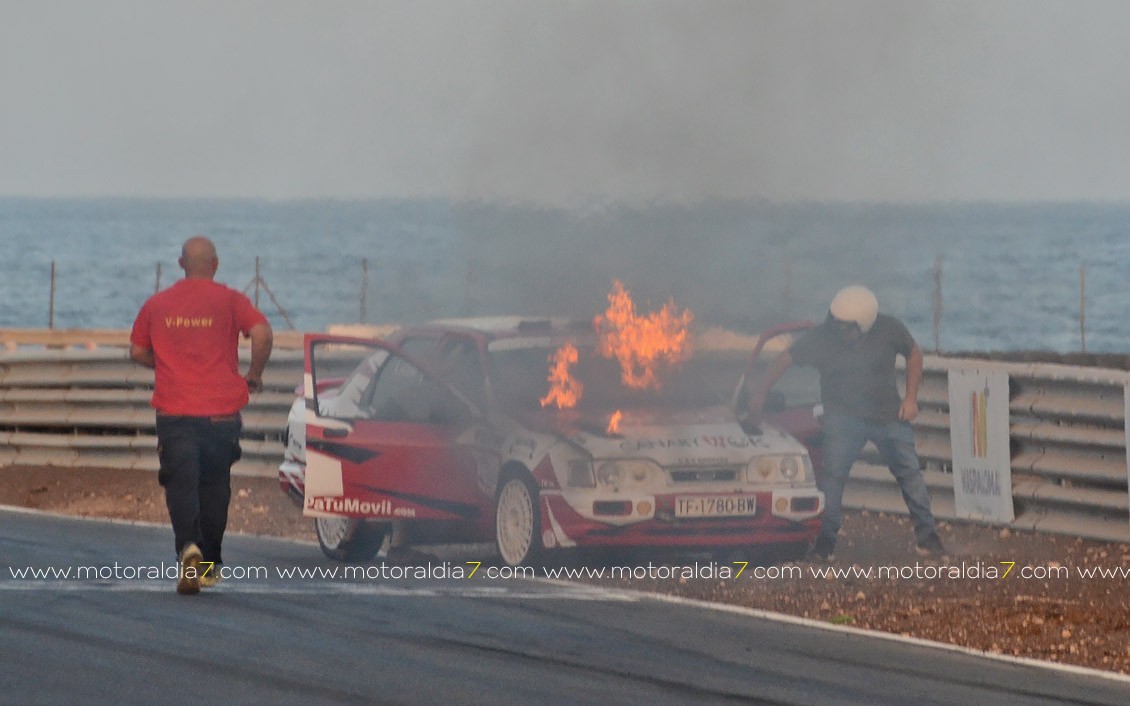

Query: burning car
left=279, top=292, right=824, bottom=566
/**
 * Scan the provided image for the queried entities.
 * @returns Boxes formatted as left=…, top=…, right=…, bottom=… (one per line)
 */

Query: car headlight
left=780, top=455, right=800, bottom=481
left=567, top=459, right=595, bottom=488
left=596, top=459, right=661, bottom=489
left=746, top=455, right=808, bottom=483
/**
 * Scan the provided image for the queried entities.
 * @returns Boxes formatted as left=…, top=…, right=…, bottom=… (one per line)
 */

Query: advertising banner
left=947, top=369, right=1014, bottom=522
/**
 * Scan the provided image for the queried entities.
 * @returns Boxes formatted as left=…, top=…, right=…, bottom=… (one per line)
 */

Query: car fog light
left=775, top=497, right=789, bottom=513
left=637, top=501, right=652, bottom=516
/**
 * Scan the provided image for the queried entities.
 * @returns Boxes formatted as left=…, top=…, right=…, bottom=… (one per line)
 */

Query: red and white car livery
left=279, top=318, right=824, bottom=566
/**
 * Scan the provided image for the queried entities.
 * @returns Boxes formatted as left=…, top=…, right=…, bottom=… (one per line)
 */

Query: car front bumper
left=540, top=489, right=824, bottom=550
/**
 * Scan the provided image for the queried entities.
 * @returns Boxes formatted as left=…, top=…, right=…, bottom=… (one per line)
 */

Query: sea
left=1, top=197, right=1127, bottom=353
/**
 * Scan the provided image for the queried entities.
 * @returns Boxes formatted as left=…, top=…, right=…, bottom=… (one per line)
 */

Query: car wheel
left=495, top=474, right=542, bottom=567
left=314, top=517, right=386, bottom=562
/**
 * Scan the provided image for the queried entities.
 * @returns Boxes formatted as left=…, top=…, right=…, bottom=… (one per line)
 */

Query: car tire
left=314, top=517, right=386, bottom=562
left=495, top=473, right=542, bottom=567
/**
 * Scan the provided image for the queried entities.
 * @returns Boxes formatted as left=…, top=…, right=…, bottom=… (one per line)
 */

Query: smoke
left=6, top=2, right=1129, bottom=204
left=450, top=1, right=1018, bottom=206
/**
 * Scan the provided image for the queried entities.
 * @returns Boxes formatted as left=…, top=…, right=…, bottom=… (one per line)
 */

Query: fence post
left=782, top=256, right=792, bottom=316
left=1080, top=264, right=1087, bottom=353
left=360, top=258, right=369, bottom=323
left=462, top=260, right=478, bottom=317
left=48, top=260, right=56, bottom=329
left=932, top=255, right=942, bottom=353
left=155, top=262, right=162, bottom=294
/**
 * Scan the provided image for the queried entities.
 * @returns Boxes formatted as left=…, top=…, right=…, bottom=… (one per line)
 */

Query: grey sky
left=3, top=0, right=1129, bottom=205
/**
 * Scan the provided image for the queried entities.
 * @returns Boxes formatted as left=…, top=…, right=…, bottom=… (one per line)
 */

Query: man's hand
left=244, top=321, right=272, bottom=395
left=898, top=397, right=919, bottom=422
left=743, top=389, right=766, bottom=425
left=741, top=350, right=793, bottom=427
left=129, top=344, right=155, bottom=369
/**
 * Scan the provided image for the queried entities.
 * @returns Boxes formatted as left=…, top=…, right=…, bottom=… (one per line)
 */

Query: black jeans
left=156, top=414, right=243, bottom=564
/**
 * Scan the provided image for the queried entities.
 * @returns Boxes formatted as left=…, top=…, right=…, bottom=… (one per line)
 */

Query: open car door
left=732, top=321, right=824, bottom=470
left=302, top=334, right=490, bottom=525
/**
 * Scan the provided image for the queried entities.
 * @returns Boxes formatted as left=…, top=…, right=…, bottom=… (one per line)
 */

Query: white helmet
left=828, top=285, right=878, bottom=333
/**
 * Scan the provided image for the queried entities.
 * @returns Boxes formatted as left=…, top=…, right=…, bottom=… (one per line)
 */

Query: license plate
left=675, top=495, right=756, bottom=518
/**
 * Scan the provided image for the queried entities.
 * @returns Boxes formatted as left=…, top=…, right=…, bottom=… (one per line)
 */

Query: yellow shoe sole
left=177, top=544, right=203, bottom=595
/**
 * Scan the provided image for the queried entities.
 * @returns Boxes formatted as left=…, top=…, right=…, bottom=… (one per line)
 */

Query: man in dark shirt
left=746, top=285, right=945, bottom=561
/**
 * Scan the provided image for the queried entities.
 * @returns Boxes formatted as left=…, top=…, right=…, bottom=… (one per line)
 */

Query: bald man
left=131, top=236, right=273, bottom=595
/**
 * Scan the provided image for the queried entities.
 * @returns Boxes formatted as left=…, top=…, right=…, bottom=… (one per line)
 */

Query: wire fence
left=37, top=254, right=1101, bottom=354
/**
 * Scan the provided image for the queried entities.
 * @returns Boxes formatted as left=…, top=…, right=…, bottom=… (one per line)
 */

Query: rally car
left=278, top=318, right=824, bottom=566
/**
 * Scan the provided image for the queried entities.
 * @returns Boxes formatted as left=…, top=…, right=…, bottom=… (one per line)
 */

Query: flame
left=606, top=409, right=622, bottom=434
left=539, top=342, right=583, bottom=409
left=594, top=279, right=693, bottom=390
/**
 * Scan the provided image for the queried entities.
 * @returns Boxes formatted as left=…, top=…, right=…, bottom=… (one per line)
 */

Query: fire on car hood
left=514, top=405, right=808, bottom=466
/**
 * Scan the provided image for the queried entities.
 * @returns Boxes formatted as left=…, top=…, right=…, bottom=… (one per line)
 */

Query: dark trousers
left=156, top=414, right=243, bottom=564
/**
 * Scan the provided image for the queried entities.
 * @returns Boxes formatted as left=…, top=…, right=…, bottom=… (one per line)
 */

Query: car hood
left=514, top=405, right=808, bottom=465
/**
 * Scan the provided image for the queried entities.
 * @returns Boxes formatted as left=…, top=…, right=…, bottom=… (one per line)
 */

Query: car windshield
left=489, top=344, right=726, bottom=412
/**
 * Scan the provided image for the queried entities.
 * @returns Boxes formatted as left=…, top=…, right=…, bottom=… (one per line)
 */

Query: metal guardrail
left=0, top=348, right=306, bottom=478
left=0, top=339, right=1127, bottom=542
left=849, top=355, right=1130, bottom=543
left=0, top=328, right=308, bottom=350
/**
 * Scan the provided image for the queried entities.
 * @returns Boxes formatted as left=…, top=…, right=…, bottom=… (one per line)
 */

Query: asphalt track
left=1, top=510, right=1127, bottom=705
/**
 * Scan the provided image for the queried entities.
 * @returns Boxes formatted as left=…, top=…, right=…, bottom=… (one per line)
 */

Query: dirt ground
left=3, top=464, right=1129, bottom=677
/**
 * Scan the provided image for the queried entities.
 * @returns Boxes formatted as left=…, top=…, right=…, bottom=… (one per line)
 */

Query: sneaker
left=916, top=532, right=948, bottom=558
left=199, top=562, right=222, bottom=589
left=177, top=543, right=203, bottom=595
left=807, top=535, right=836, bottom=563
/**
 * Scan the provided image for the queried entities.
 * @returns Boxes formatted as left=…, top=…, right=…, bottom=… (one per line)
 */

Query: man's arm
left=244, top=322, right=273, bottom=392
left=899, top=342, right=923, bottom=422
left=744, top=350, right=793, bottom=424
left=129, top=344, right=155, bottom=369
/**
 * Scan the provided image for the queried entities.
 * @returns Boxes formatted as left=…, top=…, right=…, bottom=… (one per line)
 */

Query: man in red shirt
left=130, top=236, right=273, bottom=595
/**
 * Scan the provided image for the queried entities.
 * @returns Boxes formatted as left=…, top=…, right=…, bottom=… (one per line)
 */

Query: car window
left=396, top=335, right=439, bottom=361
left=435, top=337, right=486, bottom=410
left=314, top=345, right=390, bottom=419
left=366, top=354, right=470, bottom=425
left=746, top=362, right=821, bottom=409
